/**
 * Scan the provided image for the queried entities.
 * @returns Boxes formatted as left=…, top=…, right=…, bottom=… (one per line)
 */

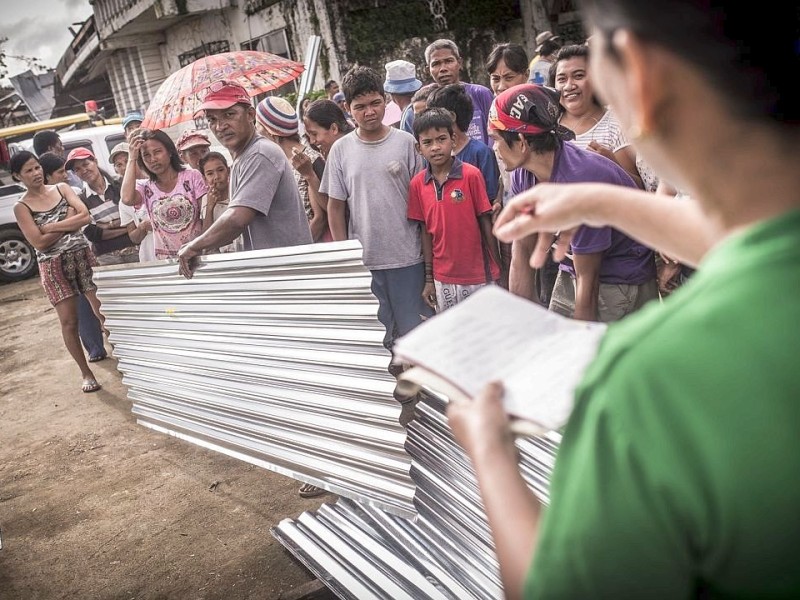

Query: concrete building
left=61, top=0, right=580, bottom=120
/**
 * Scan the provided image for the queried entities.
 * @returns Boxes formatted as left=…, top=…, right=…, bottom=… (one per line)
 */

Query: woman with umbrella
left=120, top=129, right=208, bottom=259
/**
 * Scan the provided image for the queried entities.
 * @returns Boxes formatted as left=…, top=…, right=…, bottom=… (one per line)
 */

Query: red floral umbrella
left=141, top=51, right=305, bottom=130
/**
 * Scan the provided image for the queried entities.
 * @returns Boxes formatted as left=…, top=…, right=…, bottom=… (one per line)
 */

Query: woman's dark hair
left=304, top=99, right=354, bottom=134
left=198, top=151, right=229, bottom=173
left=412, top=107, right=454, bottom=141
left=341, top=66, right=384, bottom=104
left=498, top=130, right=560, bottom=154
left=9, top=150, right=39, bottom=180
left=579, top=0, right=798, bottom=123
left=135, top=128, right=185, bottom=181
left=549, top=44, right=589, bottom=86
left=426, top=84, right=473, bottom=132
left=486, top=43, right=530, bottom=75
left=38, top=152, right=66, bottom=181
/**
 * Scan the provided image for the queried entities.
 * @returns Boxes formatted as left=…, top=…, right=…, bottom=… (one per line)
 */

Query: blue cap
left=333, top=92, right=346, bottom=103
left=122, top=111, right=144, bottom=129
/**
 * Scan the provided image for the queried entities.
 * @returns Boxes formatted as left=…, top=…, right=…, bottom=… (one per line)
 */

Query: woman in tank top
left=11, top=151, right=106, bottom=393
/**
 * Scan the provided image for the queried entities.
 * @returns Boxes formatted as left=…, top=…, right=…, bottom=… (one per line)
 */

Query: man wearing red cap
left=176, top=130, right=211, bottom=171
left=177, top=81, right=312, bottom=278
left=65, top=147, right=138, bottom=266
left=489, top=84, right=657, bottom=322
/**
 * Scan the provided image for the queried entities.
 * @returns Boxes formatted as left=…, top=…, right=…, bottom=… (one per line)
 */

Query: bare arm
left=494, top=183, right=717, bottom=269
left=39, top=185, right=92, bottom=234
left=120, top=134, right=144, bottom=206
left=479, top=213, right=502, bottom=269
left=572, top=251, right=602, bottom=321
left=125, top=218, right=151, bottom=244
left=327, top=198, right=348, bottom=241
left=14, top=204, right=62, bottom=250
left=177, top=205, right=255, bottom=278
left=447, top=382, right=541, bottom=600
left=14, top=189, right=90, bottom=251
left=305, top=177, right=328, bottom=242
left=420, top=227, right=436, bottom=310
left=509, top=235, right=538, bottom=302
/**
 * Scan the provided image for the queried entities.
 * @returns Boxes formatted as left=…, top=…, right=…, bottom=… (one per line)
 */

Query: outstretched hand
left=493, top=184, right=583, bottom=268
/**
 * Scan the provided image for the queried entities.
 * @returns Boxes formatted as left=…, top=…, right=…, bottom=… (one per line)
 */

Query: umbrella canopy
left=142, top=51, right=305, bottom=130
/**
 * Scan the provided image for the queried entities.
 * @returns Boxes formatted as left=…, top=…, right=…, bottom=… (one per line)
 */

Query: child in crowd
left=408, top=108, right=500, bottom=311
left=199, top=151, right=239, bottom=253
left=426, top=83, right=501, bottom=208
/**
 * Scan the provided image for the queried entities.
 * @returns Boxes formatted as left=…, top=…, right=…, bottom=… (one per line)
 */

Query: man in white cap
left=177, top=81, right=312, bottom=278
left=176, top=129, right=212, bottom=170
left=528, top=30, right=563, bottom=85
left=384, top=59, right=423, bottom=135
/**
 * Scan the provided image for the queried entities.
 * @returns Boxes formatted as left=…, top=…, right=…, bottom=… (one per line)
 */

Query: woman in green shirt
left=449, top=1, right=800, bottom=598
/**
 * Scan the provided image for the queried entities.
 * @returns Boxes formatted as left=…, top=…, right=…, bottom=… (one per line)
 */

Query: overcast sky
left=1, top=0, right=93, bottom=83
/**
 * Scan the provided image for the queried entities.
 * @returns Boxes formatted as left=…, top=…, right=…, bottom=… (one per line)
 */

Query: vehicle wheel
left=0, top=228, right=38, bottom=282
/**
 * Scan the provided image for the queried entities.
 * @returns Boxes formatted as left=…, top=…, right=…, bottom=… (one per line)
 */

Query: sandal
left=82, top=378, right=101, bottom=393
left=298, top=482, right=326, bottom=498
left=88, top=354, right=107, bottom=363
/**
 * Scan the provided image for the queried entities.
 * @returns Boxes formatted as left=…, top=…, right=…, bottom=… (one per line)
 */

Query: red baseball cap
left=176, top=130, right=211, bottom=151
left=194, top=81, right=251, bottom=117
left=64, top=147, right=96, bottom=170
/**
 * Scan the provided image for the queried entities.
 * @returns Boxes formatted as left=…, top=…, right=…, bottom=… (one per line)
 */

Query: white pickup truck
left=0, top=182, right=36, bottom=282
left=0, top=124, right=127, bottom=282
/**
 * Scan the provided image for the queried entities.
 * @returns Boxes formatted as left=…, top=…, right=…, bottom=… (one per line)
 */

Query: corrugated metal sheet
left=273, top=390, right=561, bottom=600
left=94, top=239, right=562, bottom=599
left=93, top=241, right=417, bottom=518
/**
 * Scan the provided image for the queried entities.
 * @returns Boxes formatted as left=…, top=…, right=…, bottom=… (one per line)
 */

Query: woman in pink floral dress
left=121, top=129, right=208, bottom=259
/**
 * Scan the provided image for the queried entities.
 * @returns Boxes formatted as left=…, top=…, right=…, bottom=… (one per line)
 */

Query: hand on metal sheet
left=177, top=242, right=200, bottom=279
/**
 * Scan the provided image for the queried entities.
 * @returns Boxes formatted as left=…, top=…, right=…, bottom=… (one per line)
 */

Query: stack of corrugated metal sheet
left=272, top=390, right=562, bottom=600
left=94, top=240, right=563, bottom=599
left=93, top=241, right=417, bottom=518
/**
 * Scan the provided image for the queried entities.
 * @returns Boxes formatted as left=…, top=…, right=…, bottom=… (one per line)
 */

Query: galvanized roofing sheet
left=273, top=390, right=561, bottom=600
left=93, top=241, right=417, bottom=518
left=94, top=240, right=562, bottom=599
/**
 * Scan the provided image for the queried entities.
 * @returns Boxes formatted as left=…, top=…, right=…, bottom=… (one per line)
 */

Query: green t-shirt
left=525, top=209, right=800, bottom=598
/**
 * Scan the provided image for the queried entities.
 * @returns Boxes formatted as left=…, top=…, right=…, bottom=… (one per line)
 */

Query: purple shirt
left=511, top=142, right=655, bottom=285
left=463, top=83, right=494, bottom=147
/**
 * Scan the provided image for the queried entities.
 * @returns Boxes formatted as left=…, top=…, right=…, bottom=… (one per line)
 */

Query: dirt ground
left=0, top=277, right=336, bottom=600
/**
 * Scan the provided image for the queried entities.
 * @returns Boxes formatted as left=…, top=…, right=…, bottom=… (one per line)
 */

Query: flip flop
left=82, top=378, right=101, bottom=393
left=298, top=483, right=326, bottom=498
left=88, top=355, right=107, bottom=363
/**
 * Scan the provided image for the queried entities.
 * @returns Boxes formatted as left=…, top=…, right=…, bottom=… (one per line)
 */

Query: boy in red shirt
left=408, top=108, right=501, bottom=312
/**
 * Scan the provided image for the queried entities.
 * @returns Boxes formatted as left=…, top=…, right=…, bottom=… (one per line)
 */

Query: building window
left=178, top=40, right=231, bottom=68
left=240, top=29, right=290, bottom=60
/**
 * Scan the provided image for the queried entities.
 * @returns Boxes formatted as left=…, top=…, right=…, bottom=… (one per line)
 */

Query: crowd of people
left=10, top=0, right=799, bottom=593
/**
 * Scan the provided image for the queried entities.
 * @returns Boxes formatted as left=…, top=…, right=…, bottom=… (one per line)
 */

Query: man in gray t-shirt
left=321, top=66, right=434, bottom=351
left=229, top=135, right=312, bottom=251
left=178, top=81, right=312, bottom=278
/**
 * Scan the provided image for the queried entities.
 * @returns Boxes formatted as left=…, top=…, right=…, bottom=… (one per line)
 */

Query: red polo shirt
left=408, top=158, right=499, bottom=284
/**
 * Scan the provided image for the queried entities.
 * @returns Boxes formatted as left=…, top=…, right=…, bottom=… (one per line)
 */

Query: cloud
left=1, top=1, right=93, bottom=80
